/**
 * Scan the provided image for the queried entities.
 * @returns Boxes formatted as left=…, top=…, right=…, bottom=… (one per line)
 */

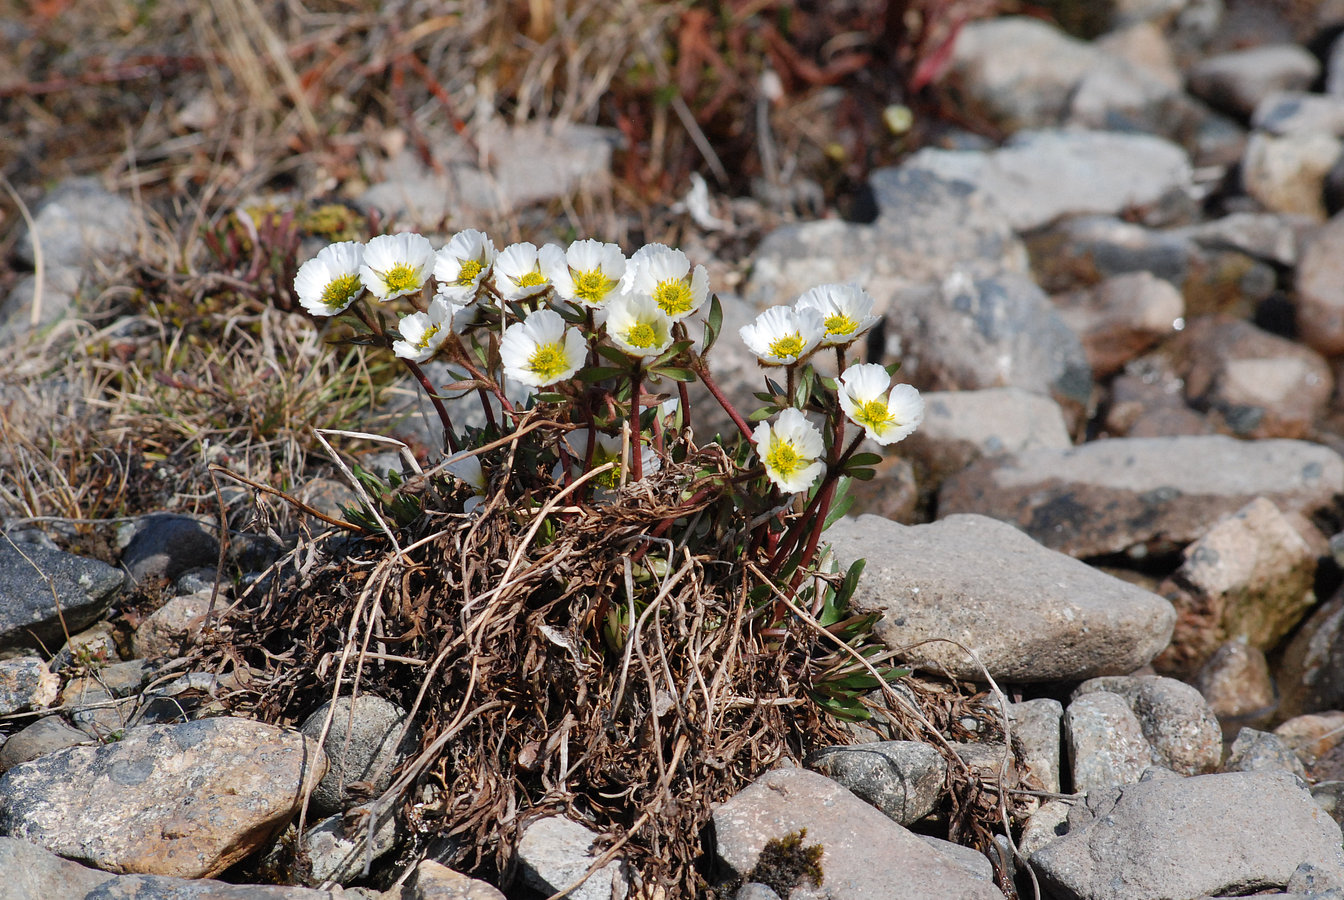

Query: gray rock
left=1173, top=211, right=1305, bottom=267
left=131, top=589, right=215, bottom=659
left=826, top=514, right=1175, bottom=682
left=1241, top=130, right=1343, bottom=220
left=1253, top=91, right=1344, bottom=137
left=0, top=834, right=350, bottom=899
left=1009, top=699, right=1064, bottom=795
left=918, top=835, right=994, bottom=882
left=712, top=767, right=1001, bottom=899
left=1295, top=213, right=1344, bottom=356
left=1073, top=676, right=1222, bottom=775
left=13, top=177, right=140, bottom=270
left=1192, top=640, right=1277, bottom=736
left=1167, top=316, right=1332, bottom=440
left=300, top=694, right=412, bottom=816
left=1053, top=271, right=1184, bottom=378
left=745, top=166, right=1027, bottom=312
left=0, top=541, right=124, bottom=653
left=360, top=120, right=616, bottom=225
left=1274, top=711, right=1344, bottom=770
left=1277, top=589, right=1344, bottom=720
left=1226, top=728, right=1308, bottom=778
left=807, top=741, right=947, bottom=825
left=883, top=272, right=1092, bottom=417
left=938, top=435, right=1344, bottom=558
left=1156, top=497, right=1318, bottom=677
left=1066, top=692, right=1155, bottom=794
left=0, top=718, right=327, bottom=878
left=902, top=388, right=1072, bottom=492
left=50, top=621, right=120, bottom=672
left=1030, top=770, right=1344, bottom=900
left=0, top=657, right=57, bottom=716
left=736, top=885, right=783, bottom=900
left=406, top=859, right=506, bottom=899
left=944, top=17, right=1103, bottom=132
left=294, top=806, right=397, bottom=886
left=903, top=130, right=1193, bottom=233
left=0, top=717, right=88, bottom=773
left=0, top=267, right=83, bottom=341
left=1188, top=42, right=1321, bottom=117
left=1018, top=799, right=1074, bottom=857
left=120, top=514, right=220, bottom=585
left=59, top=677, right=132, bottom=740
left=515, top=815, right=627, bottom=900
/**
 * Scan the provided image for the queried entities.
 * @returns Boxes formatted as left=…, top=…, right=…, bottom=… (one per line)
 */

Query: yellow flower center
left=767, top=331, right=805, bottom=360
left=516, top=269, right=547, bottom=289
left=653, top=278, right=695, bottom=317
left=415, top=323, right=441, bottom=350
left=572, top=268, right=616, bottom=304
left=854, top=399, right=897, bottom=435
left=382, top=263, right=420, bottom=296
left=824, top=312, right=859, bottom=338
left=623, top=321, right=660, bottom=349
left=456, top=258, right=485, bottom=286
left=527, top=341, right=572, bottom=383
left=321, top=273, right=362, bottom=310
left=592, top=448, right=624, bottom=489
left=765, top=437, right=804, bottom=479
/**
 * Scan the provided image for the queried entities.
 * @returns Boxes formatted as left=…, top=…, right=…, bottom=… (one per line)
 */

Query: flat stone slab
left=826, top=514, right=1175, bottom=682
left=937, top=435, right=1344, bottom=558
left=0, top=542, right=124, bottom=653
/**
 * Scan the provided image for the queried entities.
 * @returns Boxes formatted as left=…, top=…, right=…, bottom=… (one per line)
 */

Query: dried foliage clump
left=204, top=419, right=1007, bottom=896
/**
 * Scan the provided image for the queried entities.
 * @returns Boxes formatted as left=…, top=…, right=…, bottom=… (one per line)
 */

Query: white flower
left=795, top=283, right=880, bottom=347
left=359, top=232, right=436, bottom=301
left=431, top=286, right=480, bottom=333
left=836, top=363, right=924, bottom=446
left=445, top=453, right=487, bottom=513
left=604, top=292, right=674, bottom=358
left=499, top=308, right=587, bottom=387
left=434, top=228, right=497, bottom=302
left=620, top=243, right=709, bottom=322
left=392, top=297, right=457, bottom=363
left=752, top=407, right=825, bottom=493
left=739, top=305, right=825, bottom=366
left=562, top=429, right=660, bottom=492
left=494, top=242, right=553, bottom=301
left=295, top=241, right=365, bottom=316
left=542, top=239, right=626, bottom=308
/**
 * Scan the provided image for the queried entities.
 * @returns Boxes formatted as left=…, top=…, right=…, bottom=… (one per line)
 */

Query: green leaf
left=747, top=406, right=773, bottom=422
left=822, top=491, right=855, bottom=532
left=849, top=467, right=876, bottom=481
left=884, top=361, right=904, bottom=377
left=847, top=452, right=883, bottom=468
left=596, top=344, right=633, bottom=365
left=703, top=294, right=723, bottom=353
left=576, top=366, right=625, bottom=383
left=652, top=366, right=696, bottom=383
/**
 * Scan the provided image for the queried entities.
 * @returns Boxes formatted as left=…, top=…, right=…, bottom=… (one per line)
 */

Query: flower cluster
left=294, top=227, right=922, bottom=569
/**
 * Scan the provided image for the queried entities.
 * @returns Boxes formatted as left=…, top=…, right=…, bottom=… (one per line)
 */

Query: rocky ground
left=14, top=1, right=1344, bottom=898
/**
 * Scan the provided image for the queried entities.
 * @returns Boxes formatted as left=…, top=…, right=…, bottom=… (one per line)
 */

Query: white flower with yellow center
left=562, top=429, right=660, bottom=492
left=392, top=297, right=457, bottom=363
left=445, top=453, right=487, bottom=513
left=359, top=232, right=435, bottom=301
left=294, top=241, right=365, bottom=316
left=433, top=228, right=497, bottom=302
left=752, top=407, right=826, bottom=493
left=795, top=283, right=880, bottom=347
left=620, top=243, right=709, bottom=322
left=431, top=286, right=480, bottom=333
left=542, top=239, right=626, bottom=309
left=739, top=305, right=825, bottom=366
left=494, top=242, right=554, bottom=301
left=836, top=363, right=924, bottom=446
left=603, top=292, right=674, bottom=358
left=499, top=308, right=586, bottom=387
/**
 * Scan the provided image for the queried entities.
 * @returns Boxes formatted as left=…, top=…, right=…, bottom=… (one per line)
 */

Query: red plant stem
left=630, top=361, right=644, bottom=482
left=692, top=357, right=754, bottom=441
left=351, top=304, right=459, bottom=453
left=768, top=432, right=865, bottom=573
left=678, top=378, right=692, bottom=434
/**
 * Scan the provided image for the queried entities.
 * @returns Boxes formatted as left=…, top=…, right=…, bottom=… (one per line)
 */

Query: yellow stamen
left=527, top=341, right=572, bottom=382
left=517, top=269, right=547, bottom=288
left=855, top=399, right=897, bottom=435
left=766, top=437, right=803, bottom=478
left=767, top=332, right=805, bottom=360
left=381, top=263, right=420, bottom=296
left=573, top=268, right=616, bottom=304
left=456, top=258, right=485, bottom=286
left=416, top=324, right=441, bottom=350
left=623, top=321, right=659, bottom=349
left=592, top=449, right=623, bottom=489
left=653, top=278, right=695, bottom=317
left=824, top=312, right=859, bottom=338
left=321, top=273, right=362, bottom=309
